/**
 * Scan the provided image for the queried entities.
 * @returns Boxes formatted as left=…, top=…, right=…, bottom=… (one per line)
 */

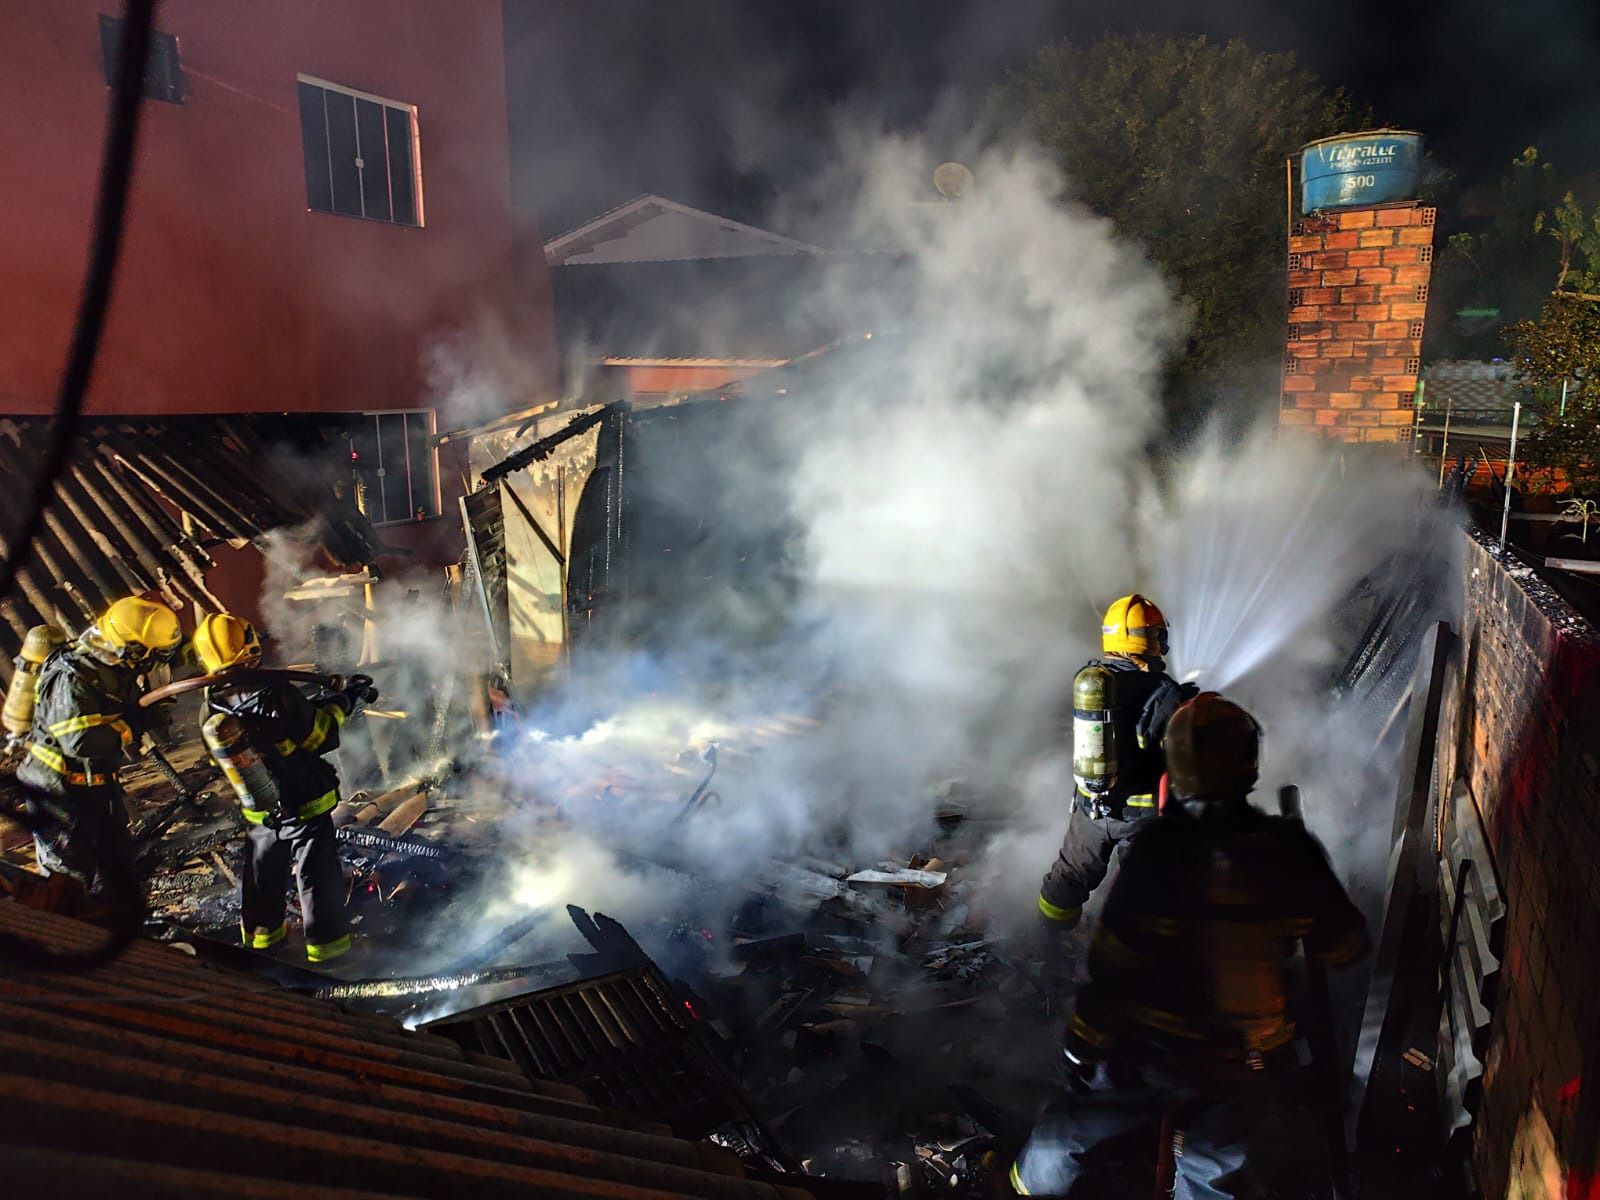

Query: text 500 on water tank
left=1300, top=131, right=1423, bottom=214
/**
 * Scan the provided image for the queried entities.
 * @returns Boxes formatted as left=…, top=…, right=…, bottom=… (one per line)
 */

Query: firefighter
left=1010, top=694, right=1371, bottom=1198
left=15, top=597, right=183, bottom=888
left=192, top=612, right=378, bottom=964
left=1036, top=593, right=1195, bottom=932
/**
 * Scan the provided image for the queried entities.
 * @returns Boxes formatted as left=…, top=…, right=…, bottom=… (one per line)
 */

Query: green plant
left=1563, top=497, right=1599, bottom=544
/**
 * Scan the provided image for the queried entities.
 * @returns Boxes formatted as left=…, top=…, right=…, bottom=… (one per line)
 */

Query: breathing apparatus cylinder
left=3, top=625, right=67, bottom=736
left=201, top=712, right=282, bottom=816
left=1071, top=663, right=1117, bottom=798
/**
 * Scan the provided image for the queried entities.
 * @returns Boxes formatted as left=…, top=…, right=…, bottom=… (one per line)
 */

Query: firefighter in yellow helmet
left=193, top=612, right=377, bottom=964
left=15, top=596, right=183, bottom=887
left=1036, top=594, right=1195, bottom=933
left=1010, top=694, right=1370, bottom=1198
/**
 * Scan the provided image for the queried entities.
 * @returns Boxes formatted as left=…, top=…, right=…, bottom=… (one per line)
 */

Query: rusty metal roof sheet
left=0, top=415, right=376, bottom=684
left=0, top=900, right=820, bottom=1199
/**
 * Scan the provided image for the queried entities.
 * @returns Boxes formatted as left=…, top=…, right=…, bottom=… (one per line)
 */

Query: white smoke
left=259, top=136, right=1453, bottom=975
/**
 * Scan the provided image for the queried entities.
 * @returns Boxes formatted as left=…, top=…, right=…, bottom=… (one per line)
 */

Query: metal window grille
left=348, top=411, right=441, bottom=524
left=297, top=76, right=423, bottom=227
left=99, top=15, right=183, bottom=103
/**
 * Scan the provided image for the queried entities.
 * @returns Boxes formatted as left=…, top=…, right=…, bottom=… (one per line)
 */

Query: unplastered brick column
left=1279, top=203, right=1436, bottom=442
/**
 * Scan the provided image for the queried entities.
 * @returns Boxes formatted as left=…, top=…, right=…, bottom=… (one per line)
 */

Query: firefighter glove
left=1138, top=679, right=1200, bottom=749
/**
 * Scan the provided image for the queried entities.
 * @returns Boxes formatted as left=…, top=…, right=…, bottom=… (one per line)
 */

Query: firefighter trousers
left=1039, top=806, right=1150, bottom=927
left=25, top=783, right=128, bottom=892
left=240, top=813, right=351, bottom=962
left=1011, top=1062, right=1289, bottom=1199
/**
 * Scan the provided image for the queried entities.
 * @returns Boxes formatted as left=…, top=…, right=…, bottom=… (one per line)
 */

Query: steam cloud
left=263, top=136, right=1454, bottom=977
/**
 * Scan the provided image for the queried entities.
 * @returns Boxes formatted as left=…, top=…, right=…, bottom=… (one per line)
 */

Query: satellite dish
left=933, top=161, right=975, bottom=199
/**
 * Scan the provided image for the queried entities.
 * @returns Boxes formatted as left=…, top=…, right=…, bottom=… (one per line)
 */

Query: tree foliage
left=1508, top=294, right=1600, bottom=497
left=1488, top=153, right=1600, bottom=497
left=1431, top=149, right=1568, bottom=358
left=992, top=34, right=1364, bottom=422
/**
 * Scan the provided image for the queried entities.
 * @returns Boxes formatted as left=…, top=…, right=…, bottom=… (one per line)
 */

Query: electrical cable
left=0, top=0, right=157, bottom=971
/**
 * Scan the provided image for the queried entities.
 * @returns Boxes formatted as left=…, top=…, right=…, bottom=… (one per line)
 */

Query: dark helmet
left=1164, top=692, right=1261, bottom=800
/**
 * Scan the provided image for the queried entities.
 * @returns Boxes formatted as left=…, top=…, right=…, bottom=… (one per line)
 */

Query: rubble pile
left=675, top=840, right=1071, bottom=1197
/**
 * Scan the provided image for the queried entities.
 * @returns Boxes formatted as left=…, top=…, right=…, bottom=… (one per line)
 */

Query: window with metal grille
left=345, top=411, right=440, bottom=524
left=99, top=14, right=183, bottom=103
left=297, top=77, right=422, bottom=226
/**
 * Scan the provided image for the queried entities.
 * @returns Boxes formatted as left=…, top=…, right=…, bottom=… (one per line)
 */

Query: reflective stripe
left=241, top=920, right=286, bottom=950
left=1037, top=894, right=1080, bottom=923
left=1128, top=1004, right=1206, bottom=1040
left=27, top=744, right=112, bottom=787
left=1130, top=914, right=1183, bottom=936
left=1009, top=1161, right=1031, bottom=1195
left=1094, top=928, right=1153, bottom=970
left=299, top=789, right=339, bottom=820
left=274, top=739, right=296, bottom=756
left=307, top=934, right=351, bottom=963
left=1070, top=1011, right=1114, bottom=1050
left=46, top=712, right=133, bottom=746
left=240, top=787, right=339, bottom=825
left=1125, top=795, right=1156, bottom=808
left=299, top=706, right=340, bottom=753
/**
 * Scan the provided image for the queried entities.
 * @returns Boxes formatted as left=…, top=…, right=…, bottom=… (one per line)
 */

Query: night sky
left=504, top=0, right=1600, bottom=236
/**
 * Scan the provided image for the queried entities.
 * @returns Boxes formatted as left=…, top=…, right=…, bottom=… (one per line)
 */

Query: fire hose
left=138, top=667, right=340, bottom=707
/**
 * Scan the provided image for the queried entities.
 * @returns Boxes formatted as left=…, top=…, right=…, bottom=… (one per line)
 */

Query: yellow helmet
left=1101, top=593, right=1169, bottom=658
left=1164, top=692, right=1261, bottom=799
left=98, top=597, right=182, bottom=664
left=193, top=612, right=261, bottom=674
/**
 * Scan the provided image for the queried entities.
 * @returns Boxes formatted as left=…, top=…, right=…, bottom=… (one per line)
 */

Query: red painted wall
left=0, top=0, right=557, bottom=418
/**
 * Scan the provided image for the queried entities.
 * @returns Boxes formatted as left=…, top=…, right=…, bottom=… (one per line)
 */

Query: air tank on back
left=202, top=711, right=281, bottom=816
left=1071, top=663, right=1118, bottom=798
left=3, top=625, right=68, bottom=736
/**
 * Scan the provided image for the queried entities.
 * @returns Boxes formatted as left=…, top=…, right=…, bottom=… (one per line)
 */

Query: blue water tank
left=1300, top=131, right=1424, bottom=214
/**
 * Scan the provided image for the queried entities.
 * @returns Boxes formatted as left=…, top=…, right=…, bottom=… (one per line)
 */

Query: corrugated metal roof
left=0, top=901, right=820, bottom=1199
left=0, top=415, right=378, bottom=683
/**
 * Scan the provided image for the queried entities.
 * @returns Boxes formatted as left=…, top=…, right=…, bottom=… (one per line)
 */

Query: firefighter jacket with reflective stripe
left=16, top=646, right=143, bottom=794
left=1068, top=799, right=1370, bottom=1061
left=1071, top=657, right=1187, bottom=811
left=203, top=680, right=348, bottom=821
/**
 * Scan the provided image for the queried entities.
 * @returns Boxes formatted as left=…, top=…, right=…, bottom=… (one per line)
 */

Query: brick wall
left=1434, top=529, right=1600, bottom=1196
left=1280, top=204, right=1436, bottom=441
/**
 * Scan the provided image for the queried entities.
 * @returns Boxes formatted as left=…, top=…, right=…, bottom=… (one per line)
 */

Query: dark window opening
left=343, top=412, right=440, bottom=524
left=296, top=79, right=421, bottom=227
left=99, top=14, right=184, bottom=104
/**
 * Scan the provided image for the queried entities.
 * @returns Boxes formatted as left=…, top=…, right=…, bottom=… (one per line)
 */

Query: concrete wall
left=1434, top=529, right=1600, bottom=1196
left=1281, top=204, right=1435, bottom=441
left=0, top=0, right=557, bottom=417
